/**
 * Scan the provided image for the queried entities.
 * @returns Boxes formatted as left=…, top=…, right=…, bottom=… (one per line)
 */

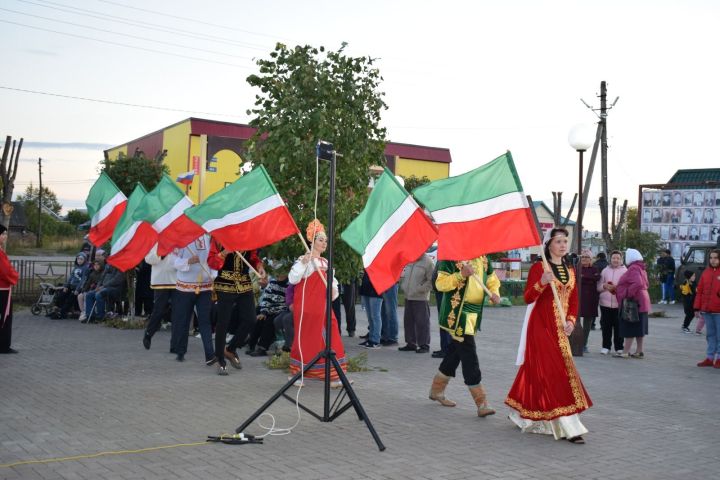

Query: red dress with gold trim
left=505, top=261, right=592, bottom=421
left=289, top=258, right=346, bottom=380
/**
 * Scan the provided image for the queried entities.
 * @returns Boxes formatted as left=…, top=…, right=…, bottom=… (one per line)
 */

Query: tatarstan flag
left=184, top=165, right=299, bottom=251
left=132, top=175, right=205, bottom=256
left=106, top=184, right=158, bottom=272
left=413, top=151, right=540, bottom=261
left=86, top=172, right=127, bottom=247
left=341, top=168, right=437, bottom=294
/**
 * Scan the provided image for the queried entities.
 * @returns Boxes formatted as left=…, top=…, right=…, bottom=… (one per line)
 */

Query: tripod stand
left=233, top=142, right=385, bottom=451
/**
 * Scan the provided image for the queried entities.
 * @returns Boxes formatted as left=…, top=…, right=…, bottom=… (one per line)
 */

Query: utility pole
left=600, top=81, right=609, bottom=244
left=37, top=157, right=42, bottom=247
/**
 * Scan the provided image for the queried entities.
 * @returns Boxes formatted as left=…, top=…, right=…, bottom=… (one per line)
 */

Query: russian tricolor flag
left=176, top=171, right=195, bottom=185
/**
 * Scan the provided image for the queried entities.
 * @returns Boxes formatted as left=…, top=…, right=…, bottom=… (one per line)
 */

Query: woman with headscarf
left=287, top=219, right=346, bottom=387
left=0, top=225, right=20, bottom=353
left=615, top=248, right=651, bottom=359
left=506, top=228, right=593, bottom=444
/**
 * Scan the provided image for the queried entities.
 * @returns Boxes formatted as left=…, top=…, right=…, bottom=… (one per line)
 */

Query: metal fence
left=9, top=258, right=73, bottom=302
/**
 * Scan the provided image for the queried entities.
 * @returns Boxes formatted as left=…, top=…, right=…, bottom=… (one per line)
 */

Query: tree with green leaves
left=16, top=184, right=62, bottom=215
left=617, top=206, right=662, bottom=264
left=244, top=43, right=387, bottom=282
left=102, top=151, right=168, bottom=197
left=66, top=209, right=90, bottom=226
left=402, top=174, right=431, bottom=193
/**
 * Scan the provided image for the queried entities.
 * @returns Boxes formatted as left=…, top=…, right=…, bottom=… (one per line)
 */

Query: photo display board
left=641, top=188, right=720, bottom=260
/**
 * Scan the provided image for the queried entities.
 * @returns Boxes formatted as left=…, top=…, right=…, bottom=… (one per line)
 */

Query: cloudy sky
left=1, top=0, right=718, bottom=230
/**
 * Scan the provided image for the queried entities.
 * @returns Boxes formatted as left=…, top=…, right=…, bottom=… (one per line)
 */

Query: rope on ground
left=0, top=440, right=210, bottom=469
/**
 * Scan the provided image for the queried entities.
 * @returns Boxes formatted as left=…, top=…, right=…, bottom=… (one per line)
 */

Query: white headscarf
left=625, top=248, right=643, bottom=264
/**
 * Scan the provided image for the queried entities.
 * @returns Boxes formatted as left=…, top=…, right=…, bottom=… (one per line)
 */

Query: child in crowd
left=680, top=270, right=697, bottom=333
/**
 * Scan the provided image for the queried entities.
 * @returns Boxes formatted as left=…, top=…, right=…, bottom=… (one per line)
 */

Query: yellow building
left=104, top=118, right=451, bottom=202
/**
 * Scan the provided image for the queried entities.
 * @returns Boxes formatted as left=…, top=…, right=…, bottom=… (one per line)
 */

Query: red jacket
left=693, top=266, right=720, bottom=313
left=0, top=250, right=19, bottom=288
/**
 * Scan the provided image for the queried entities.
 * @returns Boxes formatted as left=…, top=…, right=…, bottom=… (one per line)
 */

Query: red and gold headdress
left=306, top=218, right=326, bottom=242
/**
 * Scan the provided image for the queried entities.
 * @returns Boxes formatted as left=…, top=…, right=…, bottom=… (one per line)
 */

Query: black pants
left=682, top=295, right=695, bottom=328
left=248, top=312, right=280, bottom=351
left=600, top=306, right=622, bottom=351
left=0, top=291, right=13, bottom=352
left=145, top=289, right=173, bottom=338
left=341, top=281, right=357, bottom=334
left=215, top=291, right=256, bottom=364
left=332, top=297, right=342, bottom=333
left=581, top=316, right=595, bottom=348
left=439, top=334, right=481, bottom=386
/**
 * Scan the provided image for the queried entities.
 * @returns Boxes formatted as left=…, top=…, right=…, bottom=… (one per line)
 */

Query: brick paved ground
left=1, top=303, right=718, bottom=479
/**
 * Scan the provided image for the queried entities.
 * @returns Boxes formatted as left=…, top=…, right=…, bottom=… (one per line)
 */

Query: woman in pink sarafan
left=287, top=219, right=347, bottom=387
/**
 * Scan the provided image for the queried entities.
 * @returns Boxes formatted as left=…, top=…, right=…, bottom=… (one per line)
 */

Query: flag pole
left=234, top=251, right=263, bottom=278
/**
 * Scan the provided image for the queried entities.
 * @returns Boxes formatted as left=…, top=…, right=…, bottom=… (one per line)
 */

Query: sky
left=1, top=0, right=719, bottom=231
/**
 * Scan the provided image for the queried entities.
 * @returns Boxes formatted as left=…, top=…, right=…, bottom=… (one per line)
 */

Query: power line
left=0, top=19, right=253, bottom=69
left=0, top=85, right=244, bottom=118
left=0, top=6, right=255, bottom=60
left=15, top=0, right=273, bottom=51
left=94, top=0, right=287, bottom=41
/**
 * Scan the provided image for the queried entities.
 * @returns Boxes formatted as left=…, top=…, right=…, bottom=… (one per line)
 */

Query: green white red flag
left=132, top=175, right=205, bottom=256
left=184, top=165, right=299, bottom=251
left=341, top=168, right=437, bottom=294
left=85, top=172, right=127, bottom=247
left=106, top=184, right=158, bottom=272
left=413, top=151, right=540, bottom=260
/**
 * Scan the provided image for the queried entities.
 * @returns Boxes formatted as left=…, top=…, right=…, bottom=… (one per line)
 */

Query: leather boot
left=429, top=372, right=456, bottom=407
left=468, top=384, right=495, bottom=417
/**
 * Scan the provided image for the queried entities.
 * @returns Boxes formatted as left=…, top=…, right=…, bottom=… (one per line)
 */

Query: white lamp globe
left=568, top=123, right=596, bottom=151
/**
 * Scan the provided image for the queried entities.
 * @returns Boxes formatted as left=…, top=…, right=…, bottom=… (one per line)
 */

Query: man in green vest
left=428, top=256, right=501, bottom=417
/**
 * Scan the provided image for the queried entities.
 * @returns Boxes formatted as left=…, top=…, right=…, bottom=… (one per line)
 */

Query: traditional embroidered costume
left=288, top=220, right=346, bottom=381
left=506, top=260, right=593, bottom=439
left=429, top=257, right=500, bottom=417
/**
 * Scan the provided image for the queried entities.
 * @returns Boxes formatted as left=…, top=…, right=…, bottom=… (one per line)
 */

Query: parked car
left=675, top=237, right=720, bottom=286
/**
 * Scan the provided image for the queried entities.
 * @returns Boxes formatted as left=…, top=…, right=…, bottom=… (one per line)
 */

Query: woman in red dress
left=0, top=225, right=20, bottom=354
left=288, top=219, right=347, bottom=387
left=505, top=228, right=593, bottom=444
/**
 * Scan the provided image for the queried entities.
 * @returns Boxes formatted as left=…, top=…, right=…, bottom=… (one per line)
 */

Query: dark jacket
left=99, top=265, right=126, bottom=290
left=579, top=265, right=601, bottom=317
left=359, top=271, right=381, bottom=298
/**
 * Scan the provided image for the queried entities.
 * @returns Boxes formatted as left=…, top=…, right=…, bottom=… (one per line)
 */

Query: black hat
left=684, top=270, right=694, bottom=279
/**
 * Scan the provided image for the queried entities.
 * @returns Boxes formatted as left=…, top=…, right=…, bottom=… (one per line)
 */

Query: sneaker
left=682, top=327, right=691, bottom=333
left=612, top=350, right=624, bottom=357
left=361, top=341, right=381, bottom=349
left=78, top=313, right=87, bottom=322
left=205, top=357, right=218, bottom=366
left=431, top=350, right=446, bottom=358
left=380, top=339, right=398, bottom=347
left=416, top=345, right=430, bottom=354
left=669, top=300, right=676, bottom=305
left=697, top=358, right=714, bottom=367
left=217, top=364, right=228, bottom=376
left=600, top=348, right=610, bottom=355
left=398, top=344, right=417, bottom=352
left=695, top=331, right=703, bottom=335
left=658, top=300, right=666, bottom=305
left=359, top=333, right=369, bottom=340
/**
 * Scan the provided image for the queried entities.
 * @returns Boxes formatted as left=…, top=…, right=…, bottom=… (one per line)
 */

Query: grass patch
left=102, top=316, right=146, bottom=329
left=263, top=350, right=386, bottom=373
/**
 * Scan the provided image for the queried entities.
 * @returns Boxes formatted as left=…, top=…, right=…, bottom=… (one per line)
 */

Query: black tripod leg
left=329, top=355, right=386, bottom=451
left=234, top=351, right=324, bottom=434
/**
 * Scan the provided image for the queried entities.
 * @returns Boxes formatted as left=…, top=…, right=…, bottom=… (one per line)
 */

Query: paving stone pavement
left=1, top=302, right=718, bottom=480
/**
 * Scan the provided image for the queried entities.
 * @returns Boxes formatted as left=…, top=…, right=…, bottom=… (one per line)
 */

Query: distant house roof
left=667, top=168, right=720, bottom=187
left=9, top=202, right=27, bottom=230
left=532, top=201, right=577, bottom=226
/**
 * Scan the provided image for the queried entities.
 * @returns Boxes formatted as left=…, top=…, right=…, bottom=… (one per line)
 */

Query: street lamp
left=568, top=123, right=595, bottom=255
left=568, top=123, right=595, bottom=357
